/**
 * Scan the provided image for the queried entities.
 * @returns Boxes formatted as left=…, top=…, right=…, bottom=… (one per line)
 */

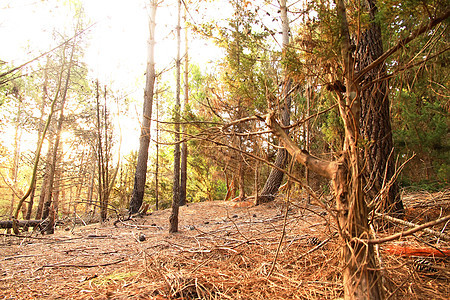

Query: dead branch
left=364, top=214, right=450, bottom=244
left=375, top=213, right=450, bottom=241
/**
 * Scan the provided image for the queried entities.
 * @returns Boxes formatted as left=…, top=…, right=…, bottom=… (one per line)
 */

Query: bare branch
left=375, top=213, right=450, bottom=241
left=263, top=112, right=338, bottom=180
left=364, top=214, right=450, bottom=244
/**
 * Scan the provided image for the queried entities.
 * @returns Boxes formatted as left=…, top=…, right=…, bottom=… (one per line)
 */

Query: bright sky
left=0, top=0, right=228, bottom=156
left=0, top=0, right=225, bottom=85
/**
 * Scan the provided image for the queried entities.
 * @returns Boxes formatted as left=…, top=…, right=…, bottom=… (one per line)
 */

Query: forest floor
left=0, top=190, right=449, bottom=299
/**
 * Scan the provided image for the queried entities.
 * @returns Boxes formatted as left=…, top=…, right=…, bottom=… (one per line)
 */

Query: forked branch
left=264, top=112, right=338, bottom=180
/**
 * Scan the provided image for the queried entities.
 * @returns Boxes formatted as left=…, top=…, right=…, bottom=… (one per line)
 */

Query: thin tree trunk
left=42, top=45, right=74, bottom=220
left=169, top=0, right=182, bottom=233
left=13, top=42, right=70, bottom=231
left=129, top=0, right=157, bottom=214
left=155, top=82, right=160, bottom=211
left=36, top=135, right=53, bottom=220
left=355, top=0, right=404, bottom=217
left=257, top=0, right=291, bottom=204
left=27, top=59, right=49, bottom=223
left=179, top=5, right=189, bottom=207
left=238, top=160, right=246, bottom=201
left=304, top=23, right=313, bottom=203
left=46, top=146, right=63, bottom=234
left=85, top=159, right=95, bottom=213
left=95, top=80, right=106, bottom=221
left=254, top=160, right=259, bottom=201
left=9, top=90, right=22, bottom=219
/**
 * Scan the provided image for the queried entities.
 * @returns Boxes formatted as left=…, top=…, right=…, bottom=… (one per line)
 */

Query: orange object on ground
left=383, top=245, right=450, bottom=257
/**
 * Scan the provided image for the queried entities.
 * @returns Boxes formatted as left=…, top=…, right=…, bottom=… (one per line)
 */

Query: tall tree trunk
left=85, top=158, right=95, bottom=213
left=46, top=146, right=63, bottom=234
left=169, top=0, right=182, bottom=233
left=9, top=89, right=22, bottom=219
left=129, top=0, right=157, bottom=214
left=42, top=45, right=74, bottom=221
left=257, top=0, right=291, bottom=204
left=35, top=135, right=53, bottom=219
left=42, top=100, right=65, bottom=221
left=355, top=0, right=404, bottom=216
left=41, top=44, right=74, bottom=221
left=95, top=80, right=107, bottom=221
left=304, top=22, right=313, bottom=203
left=12, top=41, right=71, bottom=231
left=155, top=82, right=160, bottom=211
left=26, top=59, right=49, bottom=223
left=179, top=5, right=189, bottom=207
left=335, top=0, right=383, bottom=297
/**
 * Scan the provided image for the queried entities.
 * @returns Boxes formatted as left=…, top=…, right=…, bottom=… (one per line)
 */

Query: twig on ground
left=36, top=258, right=125, bottom=271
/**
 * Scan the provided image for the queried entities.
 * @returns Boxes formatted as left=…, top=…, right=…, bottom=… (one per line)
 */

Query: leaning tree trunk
left=129, top=0, right=157, bottom=215
left=355, top=0, right=404, bottom=216
left=257, top=0, right=291, bottom=204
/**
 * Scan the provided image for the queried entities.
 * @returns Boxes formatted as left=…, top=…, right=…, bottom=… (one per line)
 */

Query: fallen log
left=0, top=219, right=43, bottom=229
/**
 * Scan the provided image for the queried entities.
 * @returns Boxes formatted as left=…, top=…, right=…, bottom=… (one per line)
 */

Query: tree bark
left=155, top=82, right=160, bottom=211
left=179, top=5, right=189, bottom=207
left=355, top=0, right=404, bottom=216
left=257, top=0, right=291, bottom=204
left=169, top=0, right=182, bottom=233
left=335, top=0, right=383, bottom=297
left=129, top=1, right=157, bottom=215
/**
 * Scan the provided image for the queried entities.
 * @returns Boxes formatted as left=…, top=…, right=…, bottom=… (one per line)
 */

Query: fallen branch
left=363, top=214, right=450, bottom=244
left=0, top=219, right=43, bottom=229
left=37, top=258, right=125, bottom=270
left=375, top=212, right=450, bottom=241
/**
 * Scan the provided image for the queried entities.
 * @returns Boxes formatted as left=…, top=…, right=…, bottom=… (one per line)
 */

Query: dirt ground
left=1, top=193, right=449, bottom=299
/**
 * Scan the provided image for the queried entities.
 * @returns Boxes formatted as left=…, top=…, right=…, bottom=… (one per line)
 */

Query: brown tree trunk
left=355, top=0, right=404, bottom=216
left=169, top=0, right=182, bottom=233
left=179, top=5, right=189, bottom=207
left=257, top=0, right=291, bottom=204
left=155, top=82, right=160, bottom=211
left=85, top=160, right=95, bottom=213
left=42, top=31, right=77, bottom=223
left=96, top=80, right=106, bottom=221
left=42, top=80, right=68, bottom=221
left=35, top=135, right=53, bottom=220
left=238, top=160, right=246, bottom=201
left=9, top=88, right=22, bottom=220
left=335, top=0, right=383, bottom=297
left=129, top=0, right=157, bottom=214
